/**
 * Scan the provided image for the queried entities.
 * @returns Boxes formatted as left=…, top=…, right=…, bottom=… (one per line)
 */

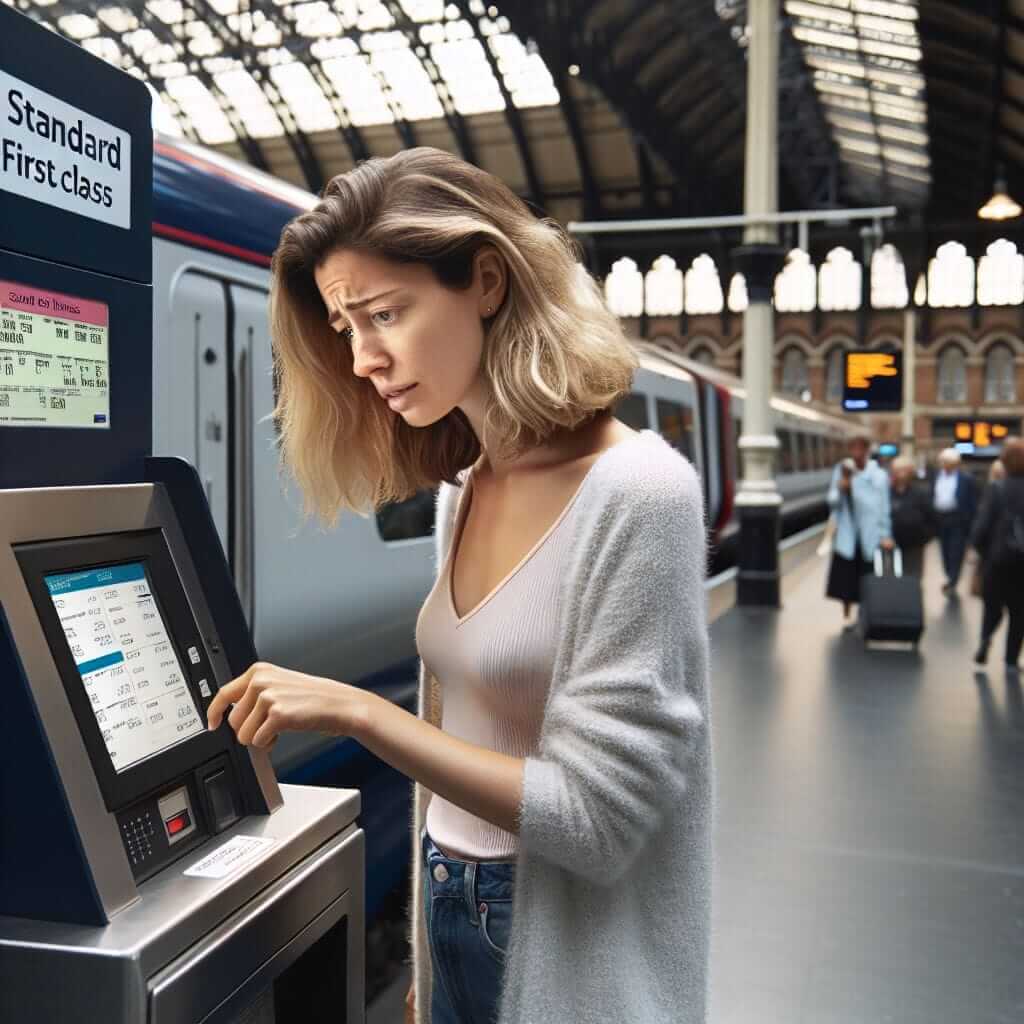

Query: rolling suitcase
left=859, top=547, right=924, bottom=647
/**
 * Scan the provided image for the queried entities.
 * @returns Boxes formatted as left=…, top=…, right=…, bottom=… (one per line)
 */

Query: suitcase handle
left=873, top=546, right=903, bottom=578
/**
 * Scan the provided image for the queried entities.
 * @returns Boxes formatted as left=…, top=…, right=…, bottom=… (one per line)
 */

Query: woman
left=826, top=434, right=895, bottom=625
left=204, top=148, right=712, bottom=1024
left=970, top=438, right=1024, bottom=669
left=888, top=455, right=935, bottom=578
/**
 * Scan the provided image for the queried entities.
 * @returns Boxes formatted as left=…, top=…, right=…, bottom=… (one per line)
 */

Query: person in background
left=932, top=448, right=977, bottom=595
left=989, top=459, right=1007, bottom=484
left=970, top=438, right=1024, bottom=670
left=826, top=434, right=895, bottom=625
left=889, top=455, right=935, bottom=578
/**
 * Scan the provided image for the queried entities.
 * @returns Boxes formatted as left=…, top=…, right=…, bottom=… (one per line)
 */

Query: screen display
left=0, top=279, right=110, bottom=429
left=45, top=563, right=205, bottom=773
left=842, top=351, right=902, bottom=413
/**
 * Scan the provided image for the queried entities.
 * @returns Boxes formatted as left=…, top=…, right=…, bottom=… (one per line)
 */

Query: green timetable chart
left=0, top=280, right=110, bottom=428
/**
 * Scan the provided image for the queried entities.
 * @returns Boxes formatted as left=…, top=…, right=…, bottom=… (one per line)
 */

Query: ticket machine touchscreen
left=45, top=562, right=205, bottom=773
left=16, top=528, right=246, bottom=880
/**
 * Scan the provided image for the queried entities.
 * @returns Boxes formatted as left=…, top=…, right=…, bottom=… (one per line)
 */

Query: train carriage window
left=656, top=399, right=694, bottom=459
left=613, top=391, right=650, bottom=430
left=376, top=489, right=437, bottom=541
left=777, top=429, right=795, bottom=473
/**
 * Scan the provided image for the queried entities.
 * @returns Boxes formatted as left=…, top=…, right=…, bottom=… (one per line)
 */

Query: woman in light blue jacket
left=826, top=434, right=894, bottom=624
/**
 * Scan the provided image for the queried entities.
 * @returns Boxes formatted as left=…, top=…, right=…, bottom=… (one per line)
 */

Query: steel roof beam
left=454, top=0, right=544, bottom=209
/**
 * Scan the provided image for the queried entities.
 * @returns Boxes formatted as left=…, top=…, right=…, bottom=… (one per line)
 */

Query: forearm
left=353, top=691, right=525, bottom=836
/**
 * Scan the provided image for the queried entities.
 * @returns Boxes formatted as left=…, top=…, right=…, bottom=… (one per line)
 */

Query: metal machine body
left=0, top=7, right=366, bottom=1021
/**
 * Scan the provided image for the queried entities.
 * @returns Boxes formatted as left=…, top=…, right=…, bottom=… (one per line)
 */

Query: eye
left=371, top=309, right=398, bottom=327
left=337, top=325, right=354, bottom=343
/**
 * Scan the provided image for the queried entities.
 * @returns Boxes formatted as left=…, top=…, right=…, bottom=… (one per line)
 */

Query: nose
left=349, top=329, right=390, bottom=379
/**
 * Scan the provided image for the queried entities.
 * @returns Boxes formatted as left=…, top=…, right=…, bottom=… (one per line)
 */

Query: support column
left=734, top=0, right=785, bottom=607
left=902, top=308, right=916, bottom=459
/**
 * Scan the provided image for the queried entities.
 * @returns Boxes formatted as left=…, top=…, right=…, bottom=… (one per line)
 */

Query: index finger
left=206, top=663, right=258, bottom=729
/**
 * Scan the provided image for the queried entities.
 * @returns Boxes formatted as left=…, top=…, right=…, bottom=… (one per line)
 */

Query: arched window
left=871, top=244, right=909, bottom=309
left=937, top=345, right=968, bottom=403
left=644, top=255, right=683, bottom=316
left=977, top=240, right=1024, bottom=306
left=819, top=247, right=862, bottom=311
left=727, top=272, right=748, bottom=312
left=774, top=250, right=816, bottom=313
left=604, top=257, right=644, bottom=317
left=928, top=242, right=974, bottom=308
left=684, top=254, right=724, bottom=315
left=825, top=346, right=846, bottom=403
left=984, top=342, right=1016, bottom=403
left=780, top=347, right=810, bottom=398
left=690, top=346, right=715, bottom=365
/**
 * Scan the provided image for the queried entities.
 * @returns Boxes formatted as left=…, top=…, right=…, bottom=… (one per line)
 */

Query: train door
left=173, top=272, right=230, bottom=543
left=175, top=272, right=265, bottom=637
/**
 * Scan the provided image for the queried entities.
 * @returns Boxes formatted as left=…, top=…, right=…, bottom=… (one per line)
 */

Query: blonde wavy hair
left=270, top=146, right=638, bottom=524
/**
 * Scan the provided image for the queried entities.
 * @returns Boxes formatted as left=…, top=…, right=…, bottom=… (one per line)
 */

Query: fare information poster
left=0, top=280, right=110, bottom=428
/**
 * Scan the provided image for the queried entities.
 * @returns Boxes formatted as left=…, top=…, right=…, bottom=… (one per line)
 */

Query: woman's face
left=313, top=246, right=504, bottom=429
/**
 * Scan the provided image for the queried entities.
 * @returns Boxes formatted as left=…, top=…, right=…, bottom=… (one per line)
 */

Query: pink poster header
left=0, top=281, right=109, bottom=328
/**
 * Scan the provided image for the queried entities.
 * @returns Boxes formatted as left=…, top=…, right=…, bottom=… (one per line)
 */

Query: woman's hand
left=405, top=980, right=415, bottom=1024
left=205, top=661, right=368, bottom=749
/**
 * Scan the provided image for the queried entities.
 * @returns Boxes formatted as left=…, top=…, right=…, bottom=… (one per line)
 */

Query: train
left=148, top=133, right=862, bottom=919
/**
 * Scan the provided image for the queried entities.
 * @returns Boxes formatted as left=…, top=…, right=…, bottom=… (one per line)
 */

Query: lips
left=383, top=383, right=416, bottom=399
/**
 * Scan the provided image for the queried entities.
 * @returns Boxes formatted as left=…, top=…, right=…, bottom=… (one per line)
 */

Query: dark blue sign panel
left=842, top=350, right=902, bottom=413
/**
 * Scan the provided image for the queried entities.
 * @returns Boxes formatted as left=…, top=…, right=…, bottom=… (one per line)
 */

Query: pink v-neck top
left=415, top=465, right=585, bottom=861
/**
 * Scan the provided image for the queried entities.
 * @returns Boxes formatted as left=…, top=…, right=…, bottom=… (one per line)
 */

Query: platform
left=367, top=540, right=1024, bottom=1024
left=709, top=542, right=1024, bottom=1024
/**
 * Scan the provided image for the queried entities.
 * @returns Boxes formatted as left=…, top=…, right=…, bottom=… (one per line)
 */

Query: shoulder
left=586, top=430, right=704, bottom=521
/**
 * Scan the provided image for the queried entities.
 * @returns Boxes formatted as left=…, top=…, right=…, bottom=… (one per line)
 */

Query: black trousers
left=980, top=569, right=1024, bottom=666
left=938, top=515, right=970, bottom=586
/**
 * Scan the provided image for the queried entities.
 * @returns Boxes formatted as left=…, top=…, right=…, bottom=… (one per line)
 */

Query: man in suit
left=932, top=447, right=978, bottom=594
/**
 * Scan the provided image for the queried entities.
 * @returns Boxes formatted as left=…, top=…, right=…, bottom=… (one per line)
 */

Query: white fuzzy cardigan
left=409, top=429, right=713, bottom=1023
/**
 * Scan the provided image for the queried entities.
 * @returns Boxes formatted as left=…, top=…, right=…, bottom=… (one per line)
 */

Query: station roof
left=5, top=0, right=1020, bottom=227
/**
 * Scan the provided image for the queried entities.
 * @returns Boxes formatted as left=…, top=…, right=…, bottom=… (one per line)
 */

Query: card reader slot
left=148, top=827, right=358, bottom=1024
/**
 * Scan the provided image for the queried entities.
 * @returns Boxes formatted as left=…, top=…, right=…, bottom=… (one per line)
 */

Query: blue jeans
left=421, top=827, right=515, bottom=1024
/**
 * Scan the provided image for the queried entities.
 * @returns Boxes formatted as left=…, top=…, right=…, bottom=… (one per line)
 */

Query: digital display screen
left=842, top=351, right=902, bottom=413
left=45, top=563, right=204, bottom=773
left=954, top=420, right=1013, bottom=456
left=0, top=280, right=110, bottom=429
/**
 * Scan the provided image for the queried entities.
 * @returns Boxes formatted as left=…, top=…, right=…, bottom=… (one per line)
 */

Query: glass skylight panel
left=432, top=38, right=505, bottom=114
left=373, top=48, right=445, bottom=120
left=82, top=36, right=122, bottom=65
left=357, top=0, right=394, bottom=32
left=270, top=62, right=338, bottom=132
left=252, top=20, right=283, bottom=46
left=399, top=0, right=445, bottom=21
left=853, top=0, right=917, bottom=19
left=165, top=75, right=236, bottom=144
left=322, top=56, right=394, bottom=125
left=489, top=34, right=559, bottom=108
left=206, top=0, right=240, bottom=14
left=97, top=6, right=138, bottom=32
left=215, top=69, right=284, bottom=138
left=151, top=61, right=189, bottom=79
left=293, top=2, right=342, bottom=38
left=147, top=0, right=183, bottom=25
left=58, top=13, right=98, bottom=39
left=311, top=38, right=361, bottom=60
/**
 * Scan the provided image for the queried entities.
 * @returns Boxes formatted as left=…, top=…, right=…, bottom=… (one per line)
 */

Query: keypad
left=121, top=810, right=156, bottom=866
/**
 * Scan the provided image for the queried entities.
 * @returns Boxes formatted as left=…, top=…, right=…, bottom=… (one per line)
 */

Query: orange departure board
left=954, top=421, right=1011, bottom=450
left=842, top=350, right=902, bottom=412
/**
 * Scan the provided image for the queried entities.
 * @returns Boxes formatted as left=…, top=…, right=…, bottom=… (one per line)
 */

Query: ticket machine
left=0, top=8, right=364, bottom=1022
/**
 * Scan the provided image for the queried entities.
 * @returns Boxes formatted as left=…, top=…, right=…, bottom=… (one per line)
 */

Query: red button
left=167, top=813, right=188, bottom=835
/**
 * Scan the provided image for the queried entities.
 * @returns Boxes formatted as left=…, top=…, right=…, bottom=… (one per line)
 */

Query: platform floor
left=367, top=543, right=1024, bottom=1023
left=709, top=545, right=1024, bottom=1024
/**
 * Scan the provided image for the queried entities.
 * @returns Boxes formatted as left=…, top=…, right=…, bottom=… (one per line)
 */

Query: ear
left=475, top=246, right=507, bottom=316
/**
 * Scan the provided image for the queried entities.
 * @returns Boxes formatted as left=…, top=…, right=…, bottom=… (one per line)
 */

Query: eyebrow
left=327, top=288, right=404, bottom=325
